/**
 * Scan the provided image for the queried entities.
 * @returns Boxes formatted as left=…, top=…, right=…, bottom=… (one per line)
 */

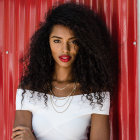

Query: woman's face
left=49, top=24, right=79, bottom=68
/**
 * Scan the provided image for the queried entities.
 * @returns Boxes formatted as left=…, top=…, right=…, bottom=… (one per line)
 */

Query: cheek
left=49, top=48, right=58, bottom=60
left=50, top=43, right=61, bottom=54
left=50, top=43, right=58, bottom=53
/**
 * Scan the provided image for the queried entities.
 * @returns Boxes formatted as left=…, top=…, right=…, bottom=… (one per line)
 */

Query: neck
left=52, top=64, right=73, bottom=83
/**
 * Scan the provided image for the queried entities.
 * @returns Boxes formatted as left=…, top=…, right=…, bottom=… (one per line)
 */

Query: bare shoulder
left=13, top=110, right=32, bottom=130
left=13, top=83, right=33, bottom=130
left=90, top=114, right=110, bottom=140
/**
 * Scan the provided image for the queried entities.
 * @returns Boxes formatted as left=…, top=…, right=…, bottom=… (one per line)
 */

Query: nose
left=62, top=42, right=70, bottom=53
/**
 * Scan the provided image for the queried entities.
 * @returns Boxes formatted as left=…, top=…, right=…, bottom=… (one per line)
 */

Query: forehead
left=50, top=24, right=75, bottom=37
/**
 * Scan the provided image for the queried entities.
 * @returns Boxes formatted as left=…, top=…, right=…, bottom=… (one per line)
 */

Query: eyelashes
left=53, top=40, right=77, bottom=44
left=53, top=40, right=60, bottom=43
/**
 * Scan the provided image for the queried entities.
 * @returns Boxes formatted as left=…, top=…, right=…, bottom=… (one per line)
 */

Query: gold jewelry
left=50, top=83, right=76, bottom=107
left=51, top=82, right=76, bottom=100
left=49, top=83, right=76, bottom=113
left=53, top=83, right=70, bottom=90
left=50, top=93, right=71, bottom=107
left=50, top=89, right=76, bottom=113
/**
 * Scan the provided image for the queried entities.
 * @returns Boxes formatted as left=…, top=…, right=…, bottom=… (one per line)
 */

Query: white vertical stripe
left=138, top=0, right=140, bottom=139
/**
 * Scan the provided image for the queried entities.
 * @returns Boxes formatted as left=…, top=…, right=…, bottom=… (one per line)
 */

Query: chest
left=30, top=95, right=92, bottom=140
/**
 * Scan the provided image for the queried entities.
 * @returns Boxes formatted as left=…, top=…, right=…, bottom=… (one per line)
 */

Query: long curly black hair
left=18, top=1, right=119, bottom=109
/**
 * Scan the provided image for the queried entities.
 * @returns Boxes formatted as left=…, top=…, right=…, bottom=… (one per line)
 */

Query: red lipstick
left=59, top=55, right=71, bottom=62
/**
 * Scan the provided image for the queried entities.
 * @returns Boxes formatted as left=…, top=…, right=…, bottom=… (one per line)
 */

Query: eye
left=73, top=40, right=77, bottom=43
left=69, top=40, right=76, bottom=44
left=71, top=40, right=78, bottom=44
left=53, top=40, right=60, bottom=43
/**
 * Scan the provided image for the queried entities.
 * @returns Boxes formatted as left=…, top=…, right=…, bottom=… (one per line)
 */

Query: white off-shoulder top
left=15, top=88, right=110, bottom=140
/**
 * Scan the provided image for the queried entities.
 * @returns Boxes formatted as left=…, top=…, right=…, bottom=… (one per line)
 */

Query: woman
left=11, top=2, right=118, bottom=140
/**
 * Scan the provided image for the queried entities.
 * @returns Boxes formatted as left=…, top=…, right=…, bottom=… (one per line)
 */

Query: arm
left=12, top=110, right=37, bottom=140
left=90, top=114, right=110, bottom=140
left=13, top=110, right=32, bottom=129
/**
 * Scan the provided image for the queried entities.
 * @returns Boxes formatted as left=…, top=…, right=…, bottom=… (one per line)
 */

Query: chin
left=59, top=63, right=72, bottom=68
left=55, top=61, right=72, bottom=68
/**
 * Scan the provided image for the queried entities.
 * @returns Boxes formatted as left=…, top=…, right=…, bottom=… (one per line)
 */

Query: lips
left=59, top=55, right=71, bottom=62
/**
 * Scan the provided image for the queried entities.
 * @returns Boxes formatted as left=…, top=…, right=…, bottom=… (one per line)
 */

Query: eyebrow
left=50, top=36, right=76, bottom=40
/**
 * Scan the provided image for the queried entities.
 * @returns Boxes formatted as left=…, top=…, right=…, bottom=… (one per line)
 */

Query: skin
left=49, top=24, right=79, bottom=82
left=11, top=110, right=36, bottom=140
left=90, top=114, right=110, bottom=140
left=48, top=24, right=81, bottom=97
left=12, top=24, right=110, bottom=140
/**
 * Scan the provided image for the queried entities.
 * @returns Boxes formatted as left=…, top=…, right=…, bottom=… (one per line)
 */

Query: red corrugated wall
left=0, top=0, right=138, bottom=140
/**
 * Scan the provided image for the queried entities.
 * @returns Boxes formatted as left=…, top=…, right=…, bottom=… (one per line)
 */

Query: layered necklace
left=49, top=81, right=77, bottom=113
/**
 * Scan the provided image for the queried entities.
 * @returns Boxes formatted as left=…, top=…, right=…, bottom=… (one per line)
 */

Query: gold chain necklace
left=49, top=83, right=77, bottom=113
left=51, top=82, right=76, bottom=100
left=50, top=93, right=71, bottom=107
left=50, top=83, right=76, bottom=107
left=53, top=83, right=70, bottom=90
left=50, top=90, right=76, bottom=113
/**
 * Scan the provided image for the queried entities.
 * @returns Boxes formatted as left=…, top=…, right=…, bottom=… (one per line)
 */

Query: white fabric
left=16, top=88, right=110, bottom=140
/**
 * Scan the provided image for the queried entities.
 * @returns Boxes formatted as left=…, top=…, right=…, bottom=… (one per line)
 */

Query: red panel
left=0, top=0, right=138, bottom=140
